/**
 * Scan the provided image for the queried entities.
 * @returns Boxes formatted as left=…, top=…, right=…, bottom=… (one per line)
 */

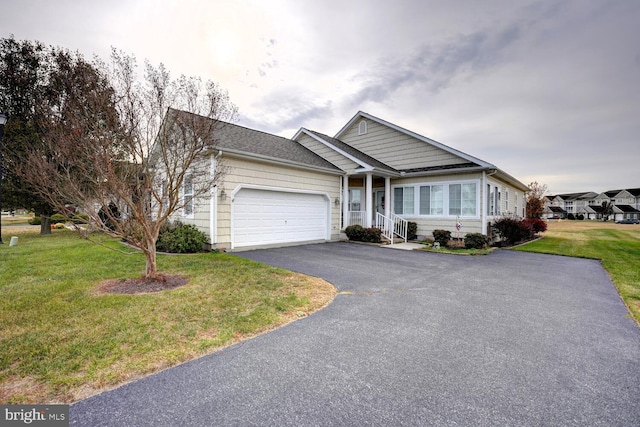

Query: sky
left=2, top=0, right=639, bottom=194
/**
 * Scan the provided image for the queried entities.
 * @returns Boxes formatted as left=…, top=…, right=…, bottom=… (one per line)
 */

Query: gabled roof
left=626, top=188, right=640, bottom=197
left=294, top=128, right=398, bottom=174
left=335, top=111, right=496, bottom=169
left=615, top=205, right=640, bottom=213
left=215, top=122, right=341, bottom=172
left=164, top=109, right=342, bottom=174
left=556, top=192, right=592, bottom=201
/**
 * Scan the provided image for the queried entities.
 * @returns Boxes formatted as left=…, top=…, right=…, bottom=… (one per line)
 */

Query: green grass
left=0, top=230, right=335, bottom=404
left=515, top=222, right=640, bottom=324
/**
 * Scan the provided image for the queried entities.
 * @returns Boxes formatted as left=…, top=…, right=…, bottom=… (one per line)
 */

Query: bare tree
left=20, top=49, right=236, bottom=280
left=525, top=181, right=548, bottom=219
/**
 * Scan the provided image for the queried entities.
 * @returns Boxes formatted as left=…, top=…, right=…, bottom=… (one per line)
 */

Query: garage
left=232, top=188, right=330, bottom=248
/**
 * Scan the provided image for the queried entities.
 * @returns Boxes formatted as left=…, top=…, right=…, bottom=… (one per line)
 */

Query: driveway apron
left=70, top=243, right=640, bottom=426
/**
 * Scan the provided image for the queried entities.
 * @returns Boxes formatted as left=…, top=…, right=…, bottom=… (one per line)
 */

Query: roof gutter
left=220, top=148, right=344, bottom=175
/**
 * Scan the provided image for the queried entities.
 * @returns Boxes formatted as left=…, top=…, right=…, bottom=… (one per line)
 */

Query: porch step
left=382, top=235, right=406, bottom=244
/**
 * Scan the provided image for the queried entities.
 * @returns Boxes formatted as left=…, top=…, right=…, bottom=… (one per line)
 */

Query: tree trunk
left=40, top=216, right=51, bottom=235
left=144, top=244, right=158, bottom=280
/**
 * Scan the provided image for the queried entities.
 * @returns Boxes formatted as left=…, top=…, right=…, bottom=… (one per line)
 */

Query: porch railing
left=375, top=212, right=408, bottom=244
left=348, top=211, right=366, bottom=227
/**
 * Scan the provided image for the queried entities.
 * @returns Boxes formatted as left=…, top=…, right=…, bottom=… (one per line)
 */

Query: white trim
left=391, top=179, right=481, bottom=219
left=294, top=128, right=372, bottom=170
left=209, top=156, right=217, bottom=245
left=358, top=120, right=367, bottom=135
left=365, top=173, right=373, bottom=228
left=230, top=184, right=332, bottom=250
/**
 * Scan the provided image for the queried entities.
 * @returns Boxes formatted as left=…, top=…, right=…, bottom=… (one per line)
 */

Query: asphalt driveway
left=71, top=243, right=640, bottom=426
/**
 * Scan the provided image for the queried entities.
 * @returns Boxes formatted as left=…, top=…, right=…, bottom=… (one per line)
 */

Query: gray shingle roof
left=168, top=109, right=341, bottom=172
left=302, top=129, right=398, bottom=173
left=216, top=123, right=341, bottom=171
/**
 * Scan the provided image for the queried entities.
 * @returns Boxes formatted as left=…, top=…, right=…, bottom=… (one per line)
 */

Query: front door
left=375, top=190, right=385, bottom=218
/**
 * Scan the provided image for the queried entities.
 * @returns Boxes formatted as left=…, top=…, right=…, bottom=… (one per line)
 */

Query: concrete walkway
left=380, top=241, right=425, bottom=250
left=71, top=243, right=640, bottom=426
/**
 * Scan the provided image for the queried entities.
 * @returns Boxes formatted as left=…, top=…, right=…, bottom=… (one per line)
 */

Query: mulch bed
left=97, top=275, right=189, bottom=294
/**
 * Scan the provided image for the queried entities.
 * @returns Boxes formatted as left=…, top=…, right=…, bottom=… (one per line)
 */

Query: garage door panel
left=233, top=189, right=329, bottom=247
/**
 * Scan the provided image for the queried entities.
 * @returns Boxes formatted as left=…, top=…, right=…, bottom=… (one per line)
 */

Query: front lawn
left=0, top=230, right=336, bottom=404
left=515, top=220, right=640, bottom=324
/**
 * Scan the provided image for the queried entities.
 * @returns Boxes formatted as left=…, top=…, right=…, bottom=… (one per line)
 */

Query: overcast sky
left=2, top=0, right=639, bottom=194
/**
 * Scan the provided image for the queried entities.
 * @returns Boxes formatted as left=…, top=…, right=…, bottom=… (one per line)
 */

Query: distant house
left=543, top=189, right=640, bottom=221
left=164, top=110, right=529, bottom=250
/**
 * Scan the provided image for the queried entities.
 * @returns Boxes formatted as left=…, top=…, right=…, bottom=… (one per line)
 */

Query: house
left=169, top=110, right=529, bottom=250
left=543, top=189, right=640, bottom=221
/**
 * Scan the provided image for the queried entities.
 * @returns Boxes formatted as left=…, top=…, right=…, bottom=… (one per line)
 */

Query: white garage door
left=233, top=189, right=329, bottom=248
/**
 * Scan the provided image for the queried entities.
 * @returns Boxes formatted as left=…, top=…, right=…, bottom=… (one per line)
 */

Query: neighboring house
left=167, top=110, right=529, bottom=250
left=543, top=189, right=640, bottom=221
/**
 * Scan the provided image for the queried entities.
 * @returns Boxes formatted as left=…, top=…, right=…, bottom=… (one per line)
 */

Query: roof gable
left=164, top=109, right=342, bottom=173
left=294, top=128, right=397, bottom=174
left=335, top=111, right=495, bottom=170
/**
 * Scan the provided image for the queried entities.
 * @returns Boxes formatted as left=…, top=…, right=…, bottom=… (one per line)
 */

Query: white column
left=342, top=175, right=349, bottom=229
left=481, top=171, right=487, bottom=234
left=365, top=173, right=373, bottom=228
left=384, top=177, right=391, bottom=219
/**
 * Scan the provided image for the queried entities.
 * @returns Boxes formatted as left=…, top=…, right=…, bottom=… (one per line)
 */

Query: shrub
left=156, top=221, right=208, bottom=253
left=345, top=225, right=365, bottom=241
left=522, top=218, right=547, bottom=234
left=407, top=222, right=418, bottom=240
left=361, top=227, right=382, bottom=243
left=492, top=217, right=527, bottom=245
left=51, top=213, right=68, bottom=224
left=72, top=213, right=90, bottom=224
left=493, top=217, right=547, bottom=245
left=577, top=214, right=585, bottom=220
left=464, top=233, right=490, bottom=249
left=53, top=223, right=66, bottom=229
left=432, top=229, right=451, bottom=247
left=28, top=216, right=41, bottom=225
left=567, top=213, right=575, bottom=220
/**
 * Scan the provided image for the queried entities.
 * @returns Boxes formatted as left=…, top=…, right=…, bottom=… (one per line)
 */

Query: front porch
left=341, top=174, right=408, bottom=243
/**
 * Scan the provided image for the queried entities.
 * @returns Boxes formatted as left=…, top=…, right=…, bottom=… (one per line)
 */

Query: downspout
left=482, top=169, right=498, bottom=235
left=210, top=150, right=223, bottom=247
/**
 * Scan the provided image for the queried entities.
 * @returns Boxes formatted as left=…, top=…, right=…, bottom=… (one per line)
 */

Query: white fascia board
left=336, top=111, right=495, bottom=169
left=221, top=148, right=344, bottom=175
left=297, top=128, right=372, bottom=170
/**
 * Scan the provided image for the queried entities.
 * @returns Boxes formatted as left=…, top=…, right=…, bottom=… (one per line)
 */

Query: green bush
left=345, top=224, right=365, bottom=241
left=432, top=229, right=451, bottom=247
left=345, top=225, right=381, bottom=243
left=156, top=221, right=208, bottom=253
left=28, top=216, right=41, bottom=225
left=51, top=214, right=68, bottom=224
left=361, top=227, right=382, bottom=243
left=72, top=213, right=90, bottom=224
left=464, top=233, right=490, bottom=249
left=407, top=222, right=418, bottom=240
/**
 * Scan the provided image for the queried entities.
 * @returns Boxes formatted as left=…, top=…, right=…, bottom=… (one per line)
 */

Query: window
left=449, top=183, right=476, bottom=216
left=349, top=189, right=362, bottom=211
left=489, top=186, right=495, bottom=216
left=461, top=183, right=476, bottom=216
left=358, top=120, right=367, bottom=135
left=394, top=187, right=414, bottom=215
left=505, top=190, right=509, bottom=213
left=514, top=193, right=518, bottom=217
left=183, top=176, right=194, bottom=217
left=395, top=182, right=475, bottom=217
left=419, top=185, right=443, bottom=215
